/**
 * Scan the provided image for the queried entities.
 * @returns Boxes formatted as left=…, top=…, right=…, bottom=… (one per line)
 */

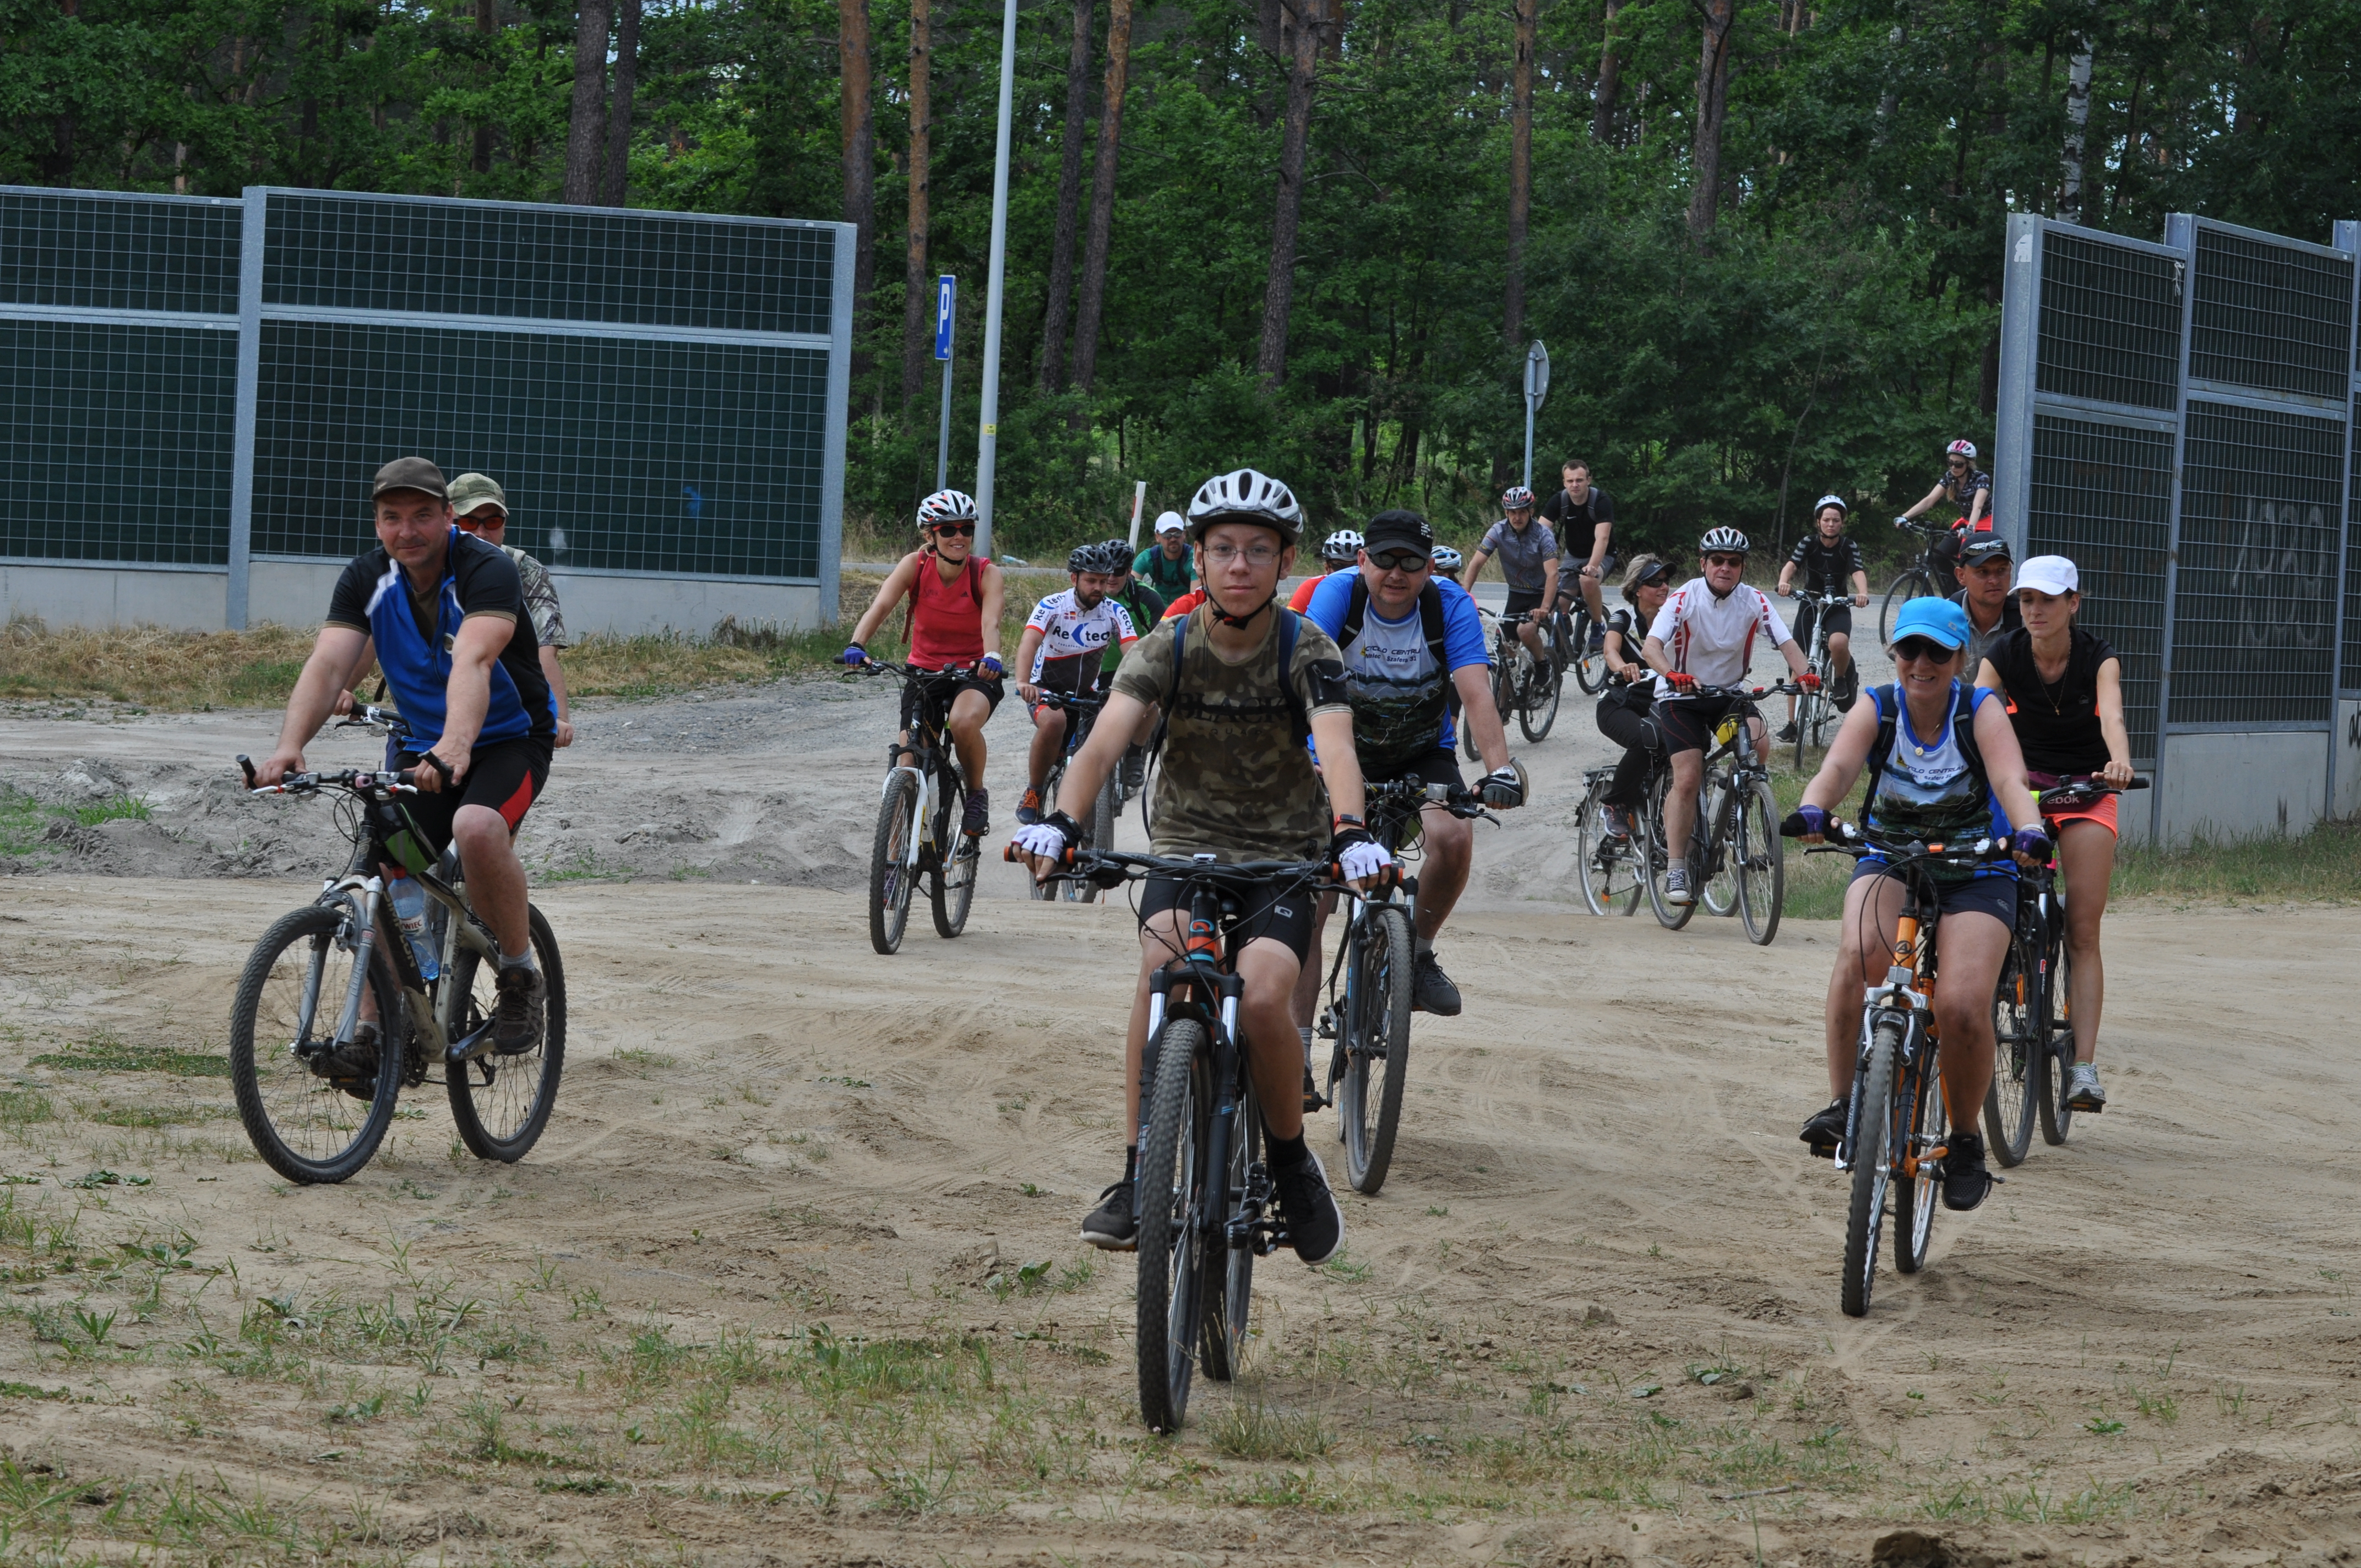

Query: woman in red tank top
left=842, top=491, right=1008, bottom=836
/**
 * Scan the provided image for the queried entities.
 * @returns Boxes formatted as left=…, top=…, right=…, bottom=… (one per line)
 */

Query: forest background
left=6, top=0, right=2359, bottom=558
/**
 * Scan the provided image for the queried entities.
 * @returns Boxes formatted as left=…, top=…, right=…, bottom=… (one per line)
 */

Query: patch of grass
left=30, top=1030, right=229, bottom=1079
left=1210, top=1395, right=1335, bottom=1461
left=2112, top=818, right=2361, bottom=903
left=0, top=1088, right=56, bottom=1129
left=0, top=614, right=323, bottom=709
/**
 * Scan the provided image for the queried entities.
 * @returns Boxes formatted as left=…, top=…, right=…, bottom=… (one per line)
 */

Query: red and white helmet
left=1946, top=439, right=1978, bottom=461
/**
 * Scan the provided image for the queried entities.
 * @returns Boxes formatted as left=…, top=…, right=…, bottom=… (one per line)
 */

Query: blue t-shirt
left=1303, top=572, right=1488, bottom=765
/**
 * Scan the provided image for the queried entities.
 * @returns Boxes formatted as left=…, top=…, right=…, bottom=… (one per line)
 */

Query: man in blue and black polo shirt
left=257, top=456, right=557, bottom=1053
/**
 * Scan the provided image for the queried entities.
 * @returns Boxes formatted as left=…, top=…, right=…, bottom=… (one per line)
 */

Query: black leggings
left=1594, top=696, right=1661, bottom=808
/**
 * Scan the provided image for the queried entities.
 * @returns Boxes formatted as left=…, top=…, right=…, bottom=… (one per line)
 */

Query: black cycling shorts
left=1652, top=693, right=1745, bottom=755
left=1363, top=746, right=1464, bottom=793
left=1849, top=861, right=2017, bottom=928
left=1792, top=599, right=1853, bottom=649
left=1138, top=870, right=1319, bottom=966
left=1503, top=589, right=1547, bottom=619
left=901, top=668, right=1003, bottom=733
left=396, top=736, right=552, bottom=856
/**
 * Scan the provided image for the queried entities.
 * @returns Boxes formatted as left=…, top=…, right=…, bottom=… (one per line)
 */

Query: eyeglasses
left=455, top=511, right=504, bottom=532
left=1368, top=550, right=1429, bottom=573
left=1204, top=542, right=1281, bottom=567
left=1705, top=553, right=1747, bottom=569
left=1891, top=637, right=1957, bottom=664
left=931, top=522, right=976, bottom=537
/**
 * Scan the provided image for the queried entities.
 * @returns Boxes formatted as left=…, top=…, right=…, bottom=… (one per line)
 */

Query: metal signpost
left=933, top=274, right=956, bottom=492
left=1522, top=340, right=1550, bottom=491
left=972, top=0, right=1020, bottom=559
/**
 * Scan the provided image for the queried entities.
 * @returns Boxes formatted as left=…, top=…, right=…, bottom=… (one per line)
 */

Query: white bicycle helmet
left=1320, top=529, right=1363, bottom=565
left=1699, top=526, right=1750, bottom=554
left=1813, top=493, right=1848, bottom=516
left=1186, top=468, right=1304, bottom=543
left=917, top=489, right=978, bottom=530
left=1430, top=545, right=1464, bottom=573
left=1946, top=439, right=1978, bottom=461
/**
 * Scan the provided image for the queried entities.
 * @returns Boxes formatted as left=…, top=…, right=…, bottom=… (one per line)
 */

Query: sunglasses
left=1633, top=567, right=1669, bottom=589
left=455, top=511, right=505, bottom=531
left=1368, top=550, right=1430, bottom=573
left=1705, top=553, right=1747, bottom=569
left=1891, top=636, right=1958, bottom=663
left=930, top=522, right=976, bottom=537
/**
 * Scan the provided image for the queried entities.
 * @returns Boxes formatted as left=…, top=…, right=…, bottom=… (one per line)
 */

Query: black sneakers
left=493, top=962, right=546, bottom=1055
left=1799, top=1097, right=1847, bottom=1154
left=1941, top=1130, right=1994, bottom=1211
left=314, top=1021, right=382, bottom=1101
left=1080, top=1181, right=1137, bottom=1250
left=1412, top=950, right=1462, bottom=1016
left=1270, top=1150, right=1345, bottom=1266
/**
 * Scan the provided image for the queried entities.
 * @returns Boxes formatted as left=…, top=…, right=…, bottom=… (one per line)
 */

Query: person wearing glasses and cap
left=1589, top=553, right=1675, bottom=843
left=445, top=474, right=574, bottom=749
left=1950, top=532, right=2021, bottom=677
left=1134, top=511, right=1195, bottom=600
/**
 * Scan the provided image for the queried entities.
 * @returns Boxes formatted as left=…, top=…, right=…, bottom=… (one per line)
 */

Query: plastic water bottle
left=387, top=876, right=439, bottom=982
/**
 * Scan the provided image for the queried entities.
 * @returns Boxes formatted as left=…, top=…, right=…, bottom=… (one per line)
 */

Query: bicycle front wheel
left=2037, top=933, right=2076, bottom=1146
left=1573, top=613, right=1609, bottom=695
left=1575, top=781, right=1642, bottom=917
left=1644, top=769, right=1696, bottom=930
left=1982, top=917, right=2040, bottom=1166
left=1073, top=774, right=1120, bottom=904
left=1880, top=572, right=1934, bottom=644
left=1893, top=1048, right=1945, bottom=1276
left=1791, top=688, right=1817, bottom=772
left=1519, top=659, right=1560, bottom=741
left=1135, top=1019, right=1210, bottom=1433
left=1200, top=1075, right=1259, bottom=1381
left=446, top=903, right=567, bottom=1162
left=1841, top=1020, right=1901, bottom=1317
left=1734, top=775, right=1784, bottom=946
left=228, top=903, right=405, bottom=1185
left=869, top=771, right=920, bottom=949
left=932, top=832, right=978, bottom=938
left=1337, top=902, right=1413, bottom=1195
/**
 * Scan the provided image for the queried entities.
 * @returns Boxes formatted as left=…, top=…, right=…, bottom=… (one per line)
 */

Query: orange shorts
left=2039, top=791, right=2118, bottom=838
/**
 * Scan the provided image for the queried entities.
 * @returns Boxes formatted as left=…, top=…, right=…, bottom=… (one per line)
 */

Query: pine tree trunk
left=840, top=0, right=878, bottom=337
left=2060, top=42, right=2092, bottom=223
left=1039, top=0, right=1095, bottom=393
left=1256, top=0, right=1325, bottom=386
left=1592, top=1, right=1620, bottom=142
left=1070, top=0, right=1134, bottom=392
left=1685, top=0, right=1733, bottom=242
left=472, top=0, right=497, bottom=173
left=900, top=0, right=935, bottom=406
left=602, top=0, right=640, bottom=205
left=1506, top=0, right=1536, bottom=345
left=563, top=0, right=611, bottom=204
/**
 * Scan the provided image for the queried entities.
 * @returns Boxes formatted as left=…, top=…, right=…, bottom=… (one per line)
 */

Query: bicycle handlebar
left=1661, top=680, right=1801, bottom=700
left=1026, top=688, right=1103, bottom=712
left=1002, top=843, right=1391, bottom=894
left=334, top=703, right=411, bottom=737
left=1363, top=777, right=1496, bottom=821
left=236, top=754, right=417, bottom=798
left=856, top=658, right=989, bottom=684
left=2035, top=775, right=2150, bottom=809
left=1784, top=813, right=2014, bottom=867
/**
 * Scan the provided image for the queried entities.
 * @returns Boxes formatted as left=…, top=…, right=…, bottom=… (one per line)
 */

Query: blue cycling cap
left=1889, top=595, right=1973, bottom=650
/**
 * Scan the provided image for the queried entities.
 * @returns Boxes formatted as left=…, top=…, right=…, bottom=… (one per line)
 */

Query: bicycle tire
left=1575, top=780, right=1642, bottom=917
left=1700, top=766, right=1738, bottom=918
left=1644, top=769, right=1696, bottom=930
left=1572, top=611, right=1609, bottom=695
left=1893, top=1044, right=1944, bottom=1276
left=1519, top=657, right=1561, bottom=742
left=1029, top=761, right=1063, bottom=902
left=1982, top=917, right=2040, bottom=1167
left=1734, top=775, right=1783, bottom=946
left=446, top=903, right=567, bottom=1162
left=1075, top=774, right=1120, bottom=904
left=2037, top=932, right=2076, bottom=1146
left=1338, top=902, right=1413, bottom=1195
left=932, top=832, right=978, bottom=938
left=1135, top=1018, right=1210, bottom=1433
left=1791, top=689, right=1816, bottom=772
left=1200, top=1074, right=1259, bottom=1381
left=868, top=771, right=921, bottom=949
left=228, top=902, right=405, bottom=1185
left=1880, top=571, right=1935, bottom=644
left=1841, top=1020, right=1902, bottom=1318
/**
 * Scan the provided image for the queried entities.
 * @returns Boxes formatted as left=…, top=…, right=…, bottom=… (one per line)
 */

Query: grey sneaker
left=493, top=962, right=546, bottom=1055
left=1270, top=1151, right=1344, bottom=1266
left=1663, top=866, right=1695, bottom=905
left=961, top=787, right=989, bottom=837
left=1411, top=950, right=1462, bottom=1016
left=1080, top=1180, right=1137, bottom=1251
left=1596, top=804, right=1631, bottom=842
left=2065, top=1062, right=2108, bottom=1112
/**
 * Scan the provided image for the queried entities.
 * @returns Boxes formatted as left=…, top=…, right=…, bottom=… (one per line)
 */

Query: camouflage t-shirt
left=1110, top=607, right=1351, bottom=861
left=503, top=546, right=568, bottom=649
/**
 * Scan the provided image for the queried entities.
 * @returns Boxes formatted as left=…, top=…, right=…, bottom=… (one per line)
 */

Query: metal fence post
left=819, top=220, right=855, bottom=627
left=1993, top=215, right=2042, bottom=563
left=2151, top=212, right=2200, bottom=840
left=2330, top=219, right=2360, bottom=821
left=225, top=187, right=268, bottom=631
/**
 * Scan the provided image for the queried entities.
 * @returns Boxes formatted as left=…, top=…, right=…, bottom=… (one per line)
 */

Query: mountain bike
left=1794, top=818, right=2012, bottom=1317
left=857, top=660, right=986, bottom=952
left=1880, top=519, right=1963, bottom=643
left=1782, top=590, right=1854, bottom=767
left=1464, top=609, right=1558, bottom=755
left=1574, top=762, right=1645, bottom=917
left=228, top=712, right=565, bottom=1185
left=1642, top=683, right=1792, bottom=943
left=1029, top=688, right=1118, bottom=903
left=1315, top=778, right=1494, bottom=1194
left=1021, top=847, right=1357, bottom=1433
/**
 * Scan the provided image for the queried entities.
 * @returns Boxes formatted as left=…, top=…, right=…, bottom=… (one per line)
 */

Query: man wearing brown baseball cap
left=256, top=456, right=558, bottom=1057
left=447, top=472, right=573, bottom=749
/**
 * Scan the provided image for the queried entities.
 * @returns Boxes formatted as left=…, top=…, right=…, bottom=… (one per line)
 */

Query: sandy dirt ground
left=6, top=637, right=2361, bottom=1566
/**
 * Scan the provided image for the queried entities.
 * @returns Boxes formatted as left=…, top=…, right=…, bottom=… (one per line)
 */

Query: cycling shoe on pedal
left=1799, top=1097, right=1846, bottom=1156
left=1080, top=1180, right=1138, bottom=1251
left=1412, top=950, right=1462, bottom=1016
left=313, top=1022, right=381, bottom=1100
left=1270, top=1146, right=1345, bottom=1266
left=1941, top=1130, right=1995, bottom=1211
left=961, top=787, right=990, bottom=837
left=2065, top=1062, right=2108, bottom=1112
left=1015, top=787, right=1044, bottom=827
left=492, top=962, right=546, bottom=1055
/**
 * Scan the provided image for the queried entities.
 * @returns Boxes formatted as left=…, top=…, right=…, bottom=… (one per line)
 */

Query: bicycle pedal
left=1805, top=1139, right=1837, bottom=1161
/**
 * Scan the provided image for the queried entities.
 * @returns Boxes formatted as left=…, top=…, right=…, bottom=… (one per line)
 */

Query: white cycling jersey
left=1025, top=589, right=1139, bottom=686
left=1645, top=579, right=1792, bottom=690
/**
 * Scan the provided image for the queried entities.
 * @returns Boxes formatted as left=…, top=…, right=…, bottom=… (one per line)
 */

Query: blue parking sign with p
left=934, top=276, right=956, bottom=360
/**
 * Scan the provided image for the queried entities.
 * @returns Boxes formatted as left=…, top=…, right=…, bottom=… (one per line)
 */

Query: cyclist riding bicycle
left=1295, top=508, right=1525, bottom=1026
left=1899, top=439, right=1994, bottom=592
left=1973, top=554, right=2135, bottom=1113
left=1011, top=467, right=1388, bottom=1268
left=1639, top=527, right=1818, bottom=905
left=254, top=457, right=558, bottom=1058
left=843, top=488, right=1009, bottom=836
left=1591, top=554, right=1674, bottom=842
left=1775, top=494, right=1870, bottom=738
left=1951, top=533, right=2021, bottom=676
left=1135, top=511, right=1195, bottom=599
left=1792, top=596, right=2046, bottom=1211
left=1015, top=541, right=1141, bottom=825
left=1461, top=486, right=1558, bottom=669
left=1287, top=530, right=1363, bottom=612
left=1541, top=459, right=1616, bottom=642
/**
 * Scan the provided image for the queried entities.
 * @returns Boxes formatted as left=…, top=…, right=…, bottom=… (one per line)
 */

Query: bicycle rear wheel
left=1700, top=768, right=1738, bottom=918
left=1791, top=688, right=1818, bottom=772
left=869, top=772, right=921, bottom=949
left=1983, top=918, right=2040, bottom=1166
left=1135, top=1019, right=1210, bottom=1433
left=1575, top=781, right=1642, bottom=916
left=1200, top=1076, right=1259, bottom=1381
left=1644, top=769, right=1696, bottom=930
left=1519, top=658, right=1560, bottom=741
left=1893, top=1048, right=1945, bottom=1275
left=1572, top=611, right=1609, bottom=695
left=1880, top=571, right=1934, bottom=644
left=932, top=833, right=978, bottom=938
left=2037, top=932, right=2076, bottom=1146
left=1734, top=775, right=1783, bottom=946
left=1841, top=1020, right=1901, bottom=1317
left=1337, top=902, right=1413, bottom=1195
left=446, top=903, right=567, bottom=1162
left=229, top=902, right=405, bottom=1185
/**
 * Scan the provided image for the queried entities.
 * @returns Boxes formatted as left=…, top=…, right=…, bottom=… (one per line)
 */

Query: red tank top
left=907, top=552, right=987, bottom=669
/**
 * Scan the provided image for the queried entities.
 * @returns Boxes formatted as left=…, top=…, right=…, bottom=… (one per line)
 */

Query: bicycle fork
left=311, top=877, right=385, bottom=1059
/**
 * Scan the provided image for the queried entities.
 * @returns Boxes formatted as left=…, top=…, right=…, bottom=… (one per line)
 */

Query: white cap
left=2014, top=554, right=2078, bottom=596
left=1154, top=510, right=1185, bottom=535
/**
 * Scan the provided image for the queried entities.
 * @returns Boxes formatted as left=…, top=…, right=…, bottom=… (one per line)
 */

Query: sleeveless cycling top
left=907, top=553, right=987, bottom=670
left=1863, top=680, right=2011, bottom=885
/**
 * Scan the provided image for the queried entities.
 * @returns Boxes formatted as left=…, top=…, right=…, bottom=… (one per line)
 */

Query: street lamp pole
left=972, top=0, right=1019, bottom=559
